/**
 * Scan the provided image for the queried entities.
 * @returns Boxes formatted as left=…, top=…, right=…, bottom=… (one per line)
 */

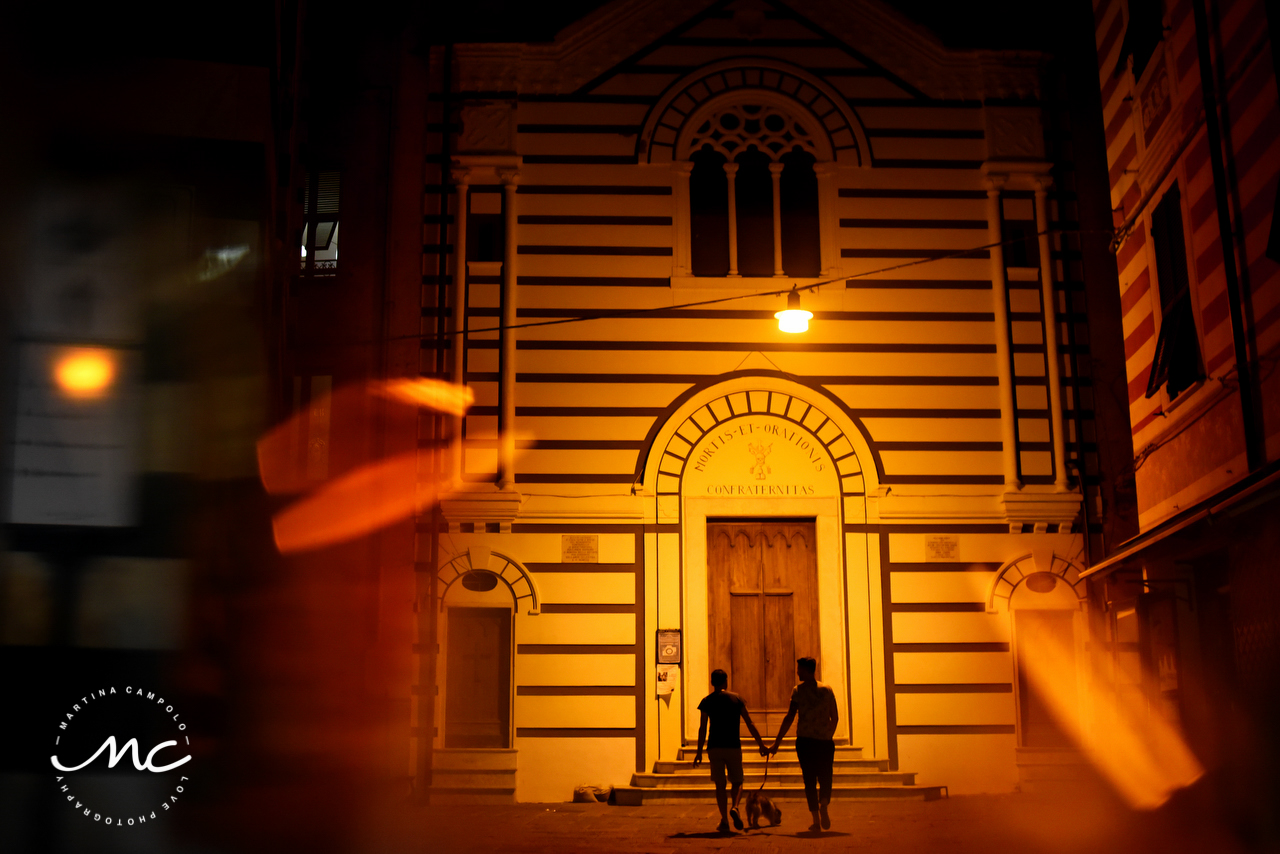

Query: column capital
left=813, top=161, right=839, bottom=176
left=497, top=168, right=521, bottom=187
left=983, top=174, right=1007, bottom=192
left=450, top=167, right=472, bottom=186
left=1031, top=174, right=1054, bottom=193
left=768, top=162, right=785, bottom=175
left=671, top=160, right=695, bottom=176
left=722, top=162, right=740, bottom=176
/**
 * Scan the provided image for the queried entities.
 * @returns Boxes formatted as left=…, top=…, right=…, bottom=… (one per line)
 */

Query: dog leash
left=758, top=751, right=770, bottom=791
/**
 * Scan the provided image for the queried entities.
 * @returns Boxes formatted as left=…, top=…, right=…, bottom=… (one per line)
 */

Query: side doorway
left=444, top=607, right=512, bottom=748
left=707, top=519, right=819, bottom=735
left=1013, top=609, right=1077, bottom=748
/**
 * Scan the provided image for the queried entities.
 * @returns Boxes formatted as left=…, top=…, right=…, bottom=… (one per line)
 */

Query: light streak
left=1017, top=617, right=1204, bottom=809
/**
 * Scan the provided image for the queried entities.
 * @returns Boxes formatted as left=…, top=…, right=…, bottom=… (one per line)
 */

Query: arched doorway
left=435, top=548, right=541, bottom=750
left=986, top=551, right=1088, bottom=788
left=641, top=375, right=886, bottom=758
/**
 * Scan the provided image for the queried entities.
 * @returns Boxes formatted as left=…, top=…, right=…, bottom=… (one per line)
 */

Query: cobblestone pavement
left=360, top=784, right=1252, bottom=854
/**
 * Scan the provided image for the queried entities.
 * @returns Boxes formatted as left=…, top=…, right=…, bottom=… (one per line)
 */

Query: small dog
left=745, top=790, right=782, bottom=829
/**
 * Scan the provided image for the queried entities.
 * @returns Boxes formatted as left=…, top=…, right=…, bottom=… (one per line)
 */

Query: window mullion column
left=769, top=162, right=785, bottom=277
left=449, top=167, right=470, bottom=485
left=724, top=162, right=740, bottom=278
left=671, top=161, right=693, bottom=278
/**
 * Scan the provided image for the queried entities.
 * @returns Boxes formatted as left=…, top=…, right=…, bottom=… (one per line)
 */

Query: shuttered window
left=1145, top=184, right=1203, bottom=400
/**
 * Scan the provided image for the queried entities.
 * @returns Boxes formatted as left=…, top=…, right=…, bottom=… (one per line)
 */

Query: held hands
left=756, top=739, right=768, bottom=757
left=768, top=742, right=781, bottom=757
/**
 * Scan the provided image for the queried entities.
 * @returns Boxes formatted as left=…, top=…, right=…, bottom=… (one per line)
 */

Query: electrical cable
left=384, top=226, right=1115, bottom=344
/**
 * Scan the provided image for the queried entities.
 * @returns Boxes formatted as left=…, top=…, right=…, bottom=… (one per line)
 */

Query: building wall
left=406, top=0, right=1102, bottom=800
left=1096, top=0, right=1280, bottom=527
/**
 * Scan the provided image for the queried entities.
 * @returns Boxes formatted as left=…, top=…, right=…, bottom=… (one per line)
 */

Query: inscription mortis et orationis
left=682, top=416, right=839, bottom=498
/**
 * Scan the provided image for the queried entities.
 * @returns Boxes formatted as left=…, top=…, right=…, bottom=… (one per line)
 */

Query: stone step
left=632, top=770, right=917, bottom=788
left=613, top=784, right=945, bottom=806
left=675, top=743, right=863, bottom=761
left=654, top=757, right=888, bottom=774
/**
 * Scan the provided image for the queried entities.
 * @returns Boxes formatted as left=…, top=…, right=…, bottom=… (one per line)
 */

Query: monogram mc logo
left=50, top=686, right=192, bottom=828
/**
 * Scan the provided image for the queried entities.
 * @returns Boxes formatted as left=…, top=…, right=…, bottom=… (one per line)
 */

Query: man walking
left=693, top=668, right=767, bottom=832
left=769, top=656, right=839, bottom=831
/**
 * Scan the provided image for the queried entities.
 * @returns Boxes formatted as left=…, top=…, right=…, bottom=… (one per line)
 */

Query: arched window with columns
left=640, top=60, right=868, bottom=283
left=687, top=102, right=822, bottom=278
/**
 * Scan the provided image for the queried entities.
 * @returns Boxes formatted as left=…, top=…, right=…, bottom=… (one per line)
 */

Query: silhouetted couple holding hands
left=693, top=656, right=839, bottom=833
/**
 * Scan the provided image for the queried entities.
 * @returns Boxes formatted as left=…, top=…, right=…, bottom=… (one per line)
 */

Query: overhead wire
left=390, top=226, right=1115, bottom=344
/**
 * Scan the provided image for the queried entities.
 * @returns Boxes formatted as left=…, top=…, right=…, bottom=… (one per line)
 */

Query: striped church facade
left=411, top=0, right=1100, bottom=801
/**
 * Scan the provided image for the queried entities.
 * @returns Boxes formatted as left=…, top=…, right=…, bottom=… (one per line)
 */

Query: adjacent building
left=1083, top=0, right=1280, bottom=813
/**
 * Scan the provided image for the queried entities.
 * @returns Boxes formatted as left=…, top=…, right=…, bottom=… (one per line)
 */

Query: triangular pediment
left=451, top=0, right=1043, bottom=101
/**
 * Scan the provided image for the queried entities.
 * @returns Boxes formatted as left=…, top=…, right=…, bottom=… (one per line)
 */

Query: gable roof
left=449, top=0, right=1045, bottom=101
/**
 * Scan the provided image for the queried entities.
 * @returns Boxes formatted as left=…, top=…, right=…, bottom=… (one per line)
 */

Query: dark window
left=780, top=149, right=820, bottom=277
left=1003, top=220, right=1039, bottom=269
left=301, top=170, right=340, bottom=277
left=466, top=193, right=505, bottom=264
left=688, top=132, right=823, bottom=278
left=1145, top=184, right=1203, bottom=400
left=690, top=147, right=729, bottom=277
left=734, top=147, right=774, bottom=277
left=1117, top=0, right=1164, bottom=80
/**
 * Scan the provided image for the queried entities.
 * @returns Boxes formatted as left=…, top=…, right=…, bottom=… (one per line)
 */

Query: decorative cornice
left=441, top=0, right=1047, bottom=101
left=788, top=1, right=1045, bottom=101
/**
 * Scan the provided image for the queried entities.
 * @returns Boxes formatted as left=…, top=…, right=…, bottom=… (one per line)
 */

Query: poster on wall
left=656, top=664, right=679, bottom=697
left=657, top=629, right=681, bottom=664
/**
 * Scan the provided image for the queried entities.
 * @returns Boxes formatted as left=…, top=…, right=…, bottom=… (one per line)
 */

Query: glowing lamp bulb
left=775, top=288, right=813, bottom=333
left=54, top=349, right=116, bottom=398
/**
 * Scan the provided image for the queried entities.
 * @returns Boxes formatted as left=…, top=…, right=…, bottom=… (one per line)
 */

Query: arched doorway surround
left=436, top=546, right=542, bottom=615
left=640, top=375, right=887, bottom=760
left=986, top=552, right=1087, bottom=754
left=433, top=548, right=540, bottom=754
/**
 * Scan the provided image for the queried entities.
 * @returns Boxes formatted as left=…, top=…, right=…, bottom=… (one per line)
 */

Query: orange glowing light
left=258, top=378, right=474, bottom=550
left=257, top=378, right=474, bottom=496
left=272, top=451, right=420, bottom=553
left=54, top=349, right=116, bottom=398
left=1017, top=618, right=1203, bottom=809
left=376, top=378, right=474, bottom=415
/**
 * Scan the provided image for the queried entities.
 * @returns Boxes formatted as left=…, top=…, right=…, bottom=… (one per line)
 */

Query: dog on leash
left=744, top=790, right=782, bottom=829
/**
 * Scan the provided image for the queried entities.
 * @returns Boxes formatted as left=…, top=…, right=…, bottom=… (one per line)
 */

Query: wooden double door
left=707, top=520, right=820, bottom=734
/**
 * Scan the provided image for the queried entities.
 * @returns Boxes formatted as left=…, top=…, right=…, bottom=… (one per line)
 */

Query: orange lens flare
left=272, top=451, right=421, bottom=553
left=257, top=379, right=473, bottom=495
left=376, top=378, right=474, bottom=415
left=53, top=348, right=116, bottom=398
left=1017, top=620, right=1204, bottom=809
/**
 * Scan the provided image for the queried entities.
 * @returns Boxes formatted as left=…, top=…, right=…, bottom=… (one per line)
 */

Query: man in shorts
left=769, top=656, right=839, bottom=831
left=693, top=668, right=767, bottom=832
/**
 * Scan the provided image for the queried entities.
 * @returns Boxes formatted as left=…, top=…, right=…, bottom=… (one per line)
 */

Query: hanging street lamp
left=775, top=285, right=813, bottom=333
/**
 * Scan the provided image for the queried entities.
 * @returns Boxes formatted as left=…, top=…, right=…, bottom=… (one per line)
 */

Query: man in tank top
left=769, top=656, right=839, bottom=832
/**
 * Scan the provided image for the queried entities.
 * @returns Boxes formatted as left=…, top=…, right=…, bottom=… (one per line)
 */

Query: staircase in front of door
left=613, top=739, right=945, bottom=804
